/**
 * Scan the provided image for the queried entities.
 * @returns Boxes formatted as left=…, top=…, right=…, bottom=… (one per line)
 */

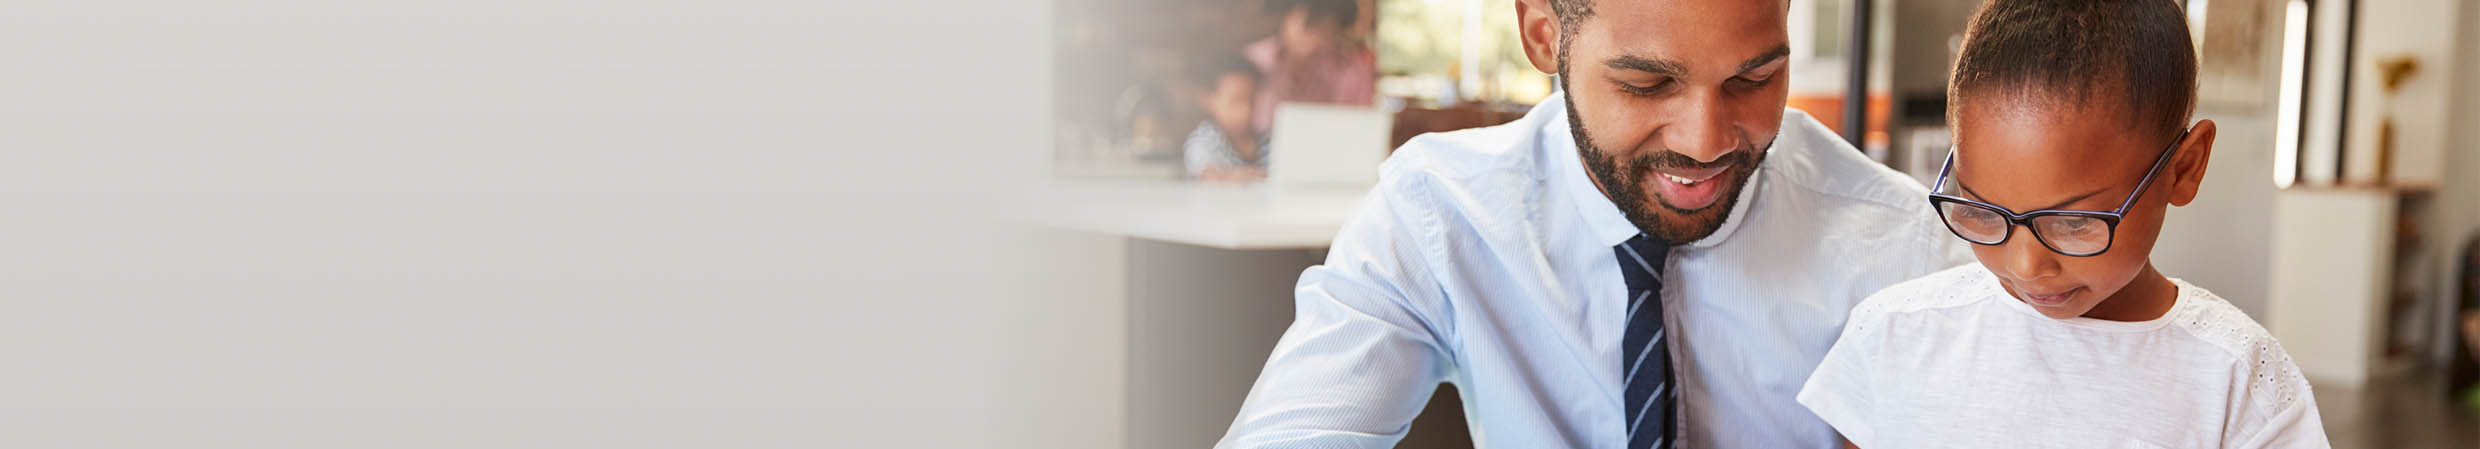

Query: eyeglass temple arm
left=2111, top=127, right=2193, bottom=214
left=1932, top=149, right=1957, bottom=193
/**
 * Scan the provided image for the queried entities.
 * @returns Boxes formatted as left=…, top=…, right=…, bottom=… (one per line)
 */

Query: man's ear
left=2166, top=119, right=2217, bottom=207
left=1515, top=0, right=1560, bottom=75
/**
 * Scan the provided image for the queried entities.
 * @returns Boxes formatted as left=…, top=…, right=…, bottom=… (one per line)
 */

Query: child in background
left=1795, top=0, right=2329, bottom=447
left=1186, top=56, right=1268, bottom=182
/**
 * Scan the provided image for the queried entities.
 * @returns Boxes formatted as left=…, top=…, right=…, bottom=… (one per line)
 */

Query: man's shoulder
left=1383, top=120, right=1545, bottom=183
left=1750, top=109, right=1961, bottom=268
left=1370, top=118, right=1554, bottom=219
left=1761, top=109, right=1936, bottom=216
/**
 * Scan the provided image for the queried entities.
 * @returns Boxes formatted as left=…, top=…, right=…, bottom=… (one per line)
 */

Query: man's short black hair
left=1540, top=0, right=1787, bottom=69
left=1266, top=0, right=1358, bottom=29
left=1950, top=0, right=2198, bottom=139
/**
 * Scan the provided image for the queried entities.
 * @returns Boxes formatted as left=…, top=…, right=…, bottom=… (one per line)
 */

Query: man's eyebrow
left=1604, top=55, right=1685, bottom=76
left=1955, top=178, right=2108, bottom=211
left=1736, top=45, right=1792, bottom=74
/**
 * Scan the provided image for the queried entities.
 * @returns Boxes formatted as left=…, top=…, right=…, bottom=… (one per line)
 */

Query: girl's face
left=1946, top=96, right=2212, bottom=319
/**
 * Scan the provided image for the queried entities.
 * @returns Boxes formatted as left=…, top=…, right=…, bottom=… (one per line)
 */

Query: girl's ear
left=2166, top=120, right=2216, bottom=207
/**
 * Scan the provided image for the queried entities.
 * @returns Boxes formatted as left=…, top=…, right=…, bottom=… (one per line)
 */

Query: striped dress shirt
left=1216, top=94, right=1969, bottom=448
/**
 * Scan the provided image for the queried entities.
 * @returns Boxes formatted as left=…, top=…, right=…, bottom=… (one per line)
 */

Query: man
left=1214, top=0, right=1966, bottom=447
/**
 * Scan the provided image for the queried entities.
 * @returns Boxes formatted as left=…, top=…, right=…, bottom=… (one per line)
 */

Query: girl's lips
left=2019, top=286, right=2084, bottom=307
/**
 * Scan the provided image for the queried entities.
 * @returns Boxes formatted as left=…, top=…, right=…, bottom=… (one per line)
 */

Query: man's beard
left=1561, top=76, right=1769, bottom=245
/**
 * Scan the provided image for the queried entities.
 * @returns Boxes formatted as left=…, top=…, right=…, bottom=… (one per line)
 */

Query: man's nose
left=1661, top=93, right=1740, bottom=162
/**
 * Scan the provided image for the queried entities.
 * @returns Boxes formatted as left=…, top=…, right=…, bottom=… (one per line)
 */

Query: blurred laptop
left=1267, top=103, right=1392, bottom=189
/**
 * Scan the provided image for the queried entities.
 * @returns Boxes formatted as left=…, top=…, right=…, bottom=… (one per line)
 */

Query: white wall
left=0, top=1, right=1135, bottom=448
left=2336, top=0, right=2462, bottom=186
left=2175, top=0, right=2479, bottom=358
left=2148, top=0, right=2297, bottom=318
left=2153, top=112, right=2279, bottom=317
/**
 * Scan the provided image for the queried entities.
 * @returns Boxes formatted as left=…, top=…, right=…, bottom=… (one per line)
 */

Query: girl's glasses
left=1926, top=127, right=2190, bottom=257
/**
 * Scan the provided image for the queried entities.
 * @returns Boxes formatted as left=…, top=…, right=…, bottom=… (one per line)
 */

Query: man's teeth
left=1664, top=173, right=1700, bottom=185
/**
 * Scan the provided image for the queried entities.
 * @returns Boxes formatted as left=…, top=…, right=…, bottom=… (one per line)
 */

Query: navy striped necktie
left=1615, top=234, right=1675, bottom=449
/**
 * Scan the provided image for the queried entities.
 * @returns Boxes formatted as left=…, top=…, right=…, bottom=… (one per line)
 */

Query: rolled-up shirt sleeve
left=1216, top=178, right=1458, bottom=449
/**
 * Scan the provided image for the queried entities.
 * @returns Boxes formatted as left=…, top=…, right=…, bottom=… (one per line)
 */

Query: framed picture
left=2189, top=0, right=2286, bottom=109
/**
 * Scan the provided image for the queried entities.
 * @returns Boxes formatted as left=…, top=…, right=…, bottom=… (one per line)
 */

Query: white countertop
left=1014, top=179, right=1369, bottom=250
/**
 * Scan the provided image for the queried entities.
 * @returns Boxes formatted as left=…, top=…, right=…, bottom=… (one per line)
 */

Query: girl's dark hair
left=1950, top=0, right=2198, bottom=138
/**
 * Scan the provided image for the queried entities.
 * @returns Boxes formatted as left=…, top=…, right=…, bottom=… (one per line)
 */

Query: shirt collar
left=1541, top=95, right=1643, bottom=248
left=1685, top=156, right=1762, bottom=249
left=1541, top=93, right=1765, bottom=250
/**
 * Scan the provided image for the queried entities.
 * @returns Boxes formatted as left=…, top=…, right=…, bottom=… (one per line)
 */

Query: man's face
left=1558, top=0, right=1791, bottom=243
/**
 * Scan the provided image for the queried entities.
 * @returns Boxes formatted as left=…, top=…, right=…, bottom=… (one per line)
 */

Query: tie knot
left=1615, top=234, right=1669, bottom=283
left=1624, top=233, right=1669, bottom=255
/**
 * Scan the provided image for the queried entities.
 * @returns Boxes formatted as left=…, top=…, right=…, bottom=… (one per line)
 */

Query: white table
left=1016, top=179, right=1368, bottom=250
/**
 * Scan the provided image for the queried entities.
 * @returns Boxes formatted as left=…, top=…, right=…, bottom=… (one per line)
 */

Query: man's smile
left=1647, top=163, right=1735, bottom=211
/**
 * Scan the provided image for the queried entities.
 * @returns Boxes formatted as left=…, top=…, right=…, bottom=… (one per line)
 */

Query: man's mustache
left=1633, top=146, right=1756, bottom=172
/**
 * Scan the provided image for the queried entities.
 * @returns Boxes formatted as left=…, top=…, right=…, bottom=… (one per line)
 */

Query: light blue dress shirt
left=1216, top=95, right=1969, bottom=448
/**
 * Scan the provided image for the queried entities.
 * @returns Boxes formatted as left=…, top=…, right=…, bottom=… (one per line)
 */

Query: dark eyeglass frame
left=1927, top=126, right=2192, bottom=257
